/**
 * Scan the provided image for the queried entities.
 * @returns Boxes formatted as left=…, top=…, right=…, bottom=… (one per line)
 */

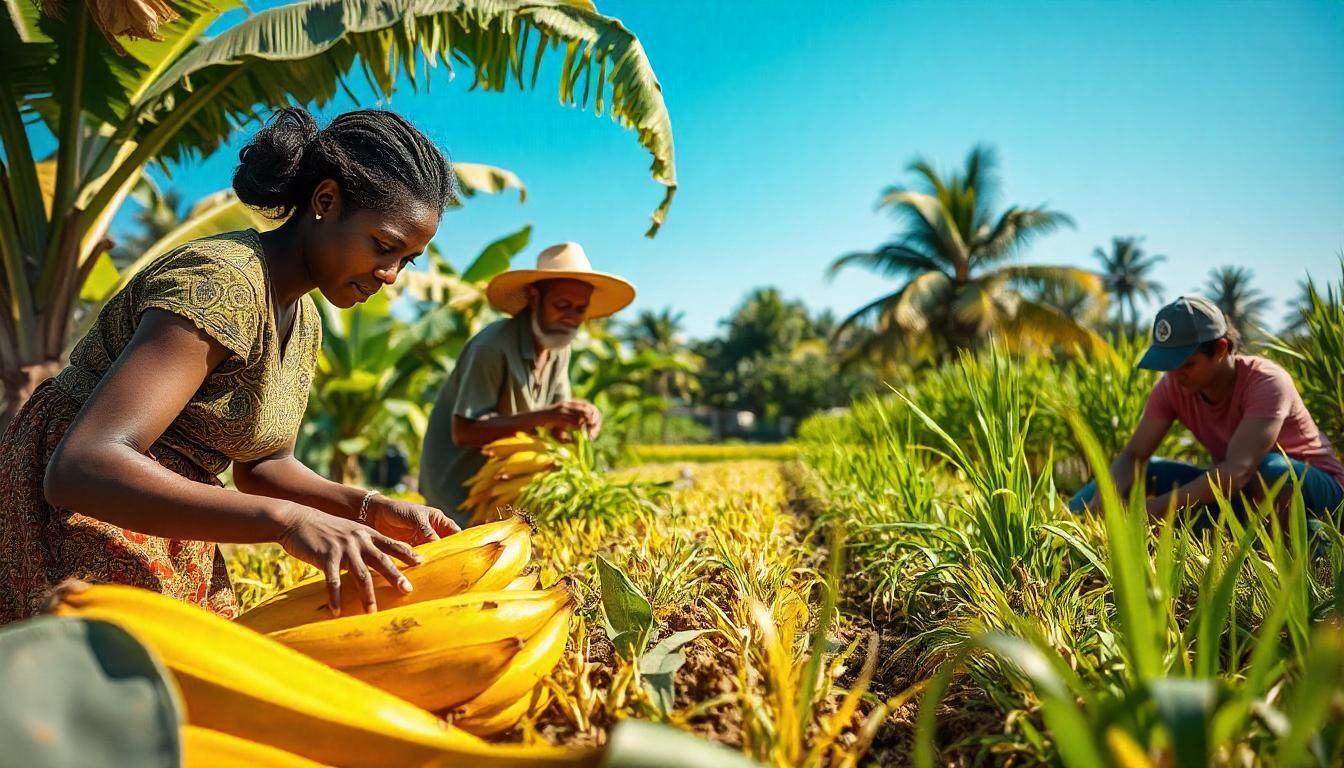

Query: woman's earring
left=315, top=213, right=323, bottom=221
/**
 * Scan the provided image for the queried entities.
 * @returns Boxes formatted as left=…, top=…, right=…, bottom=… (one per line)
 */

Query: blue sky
left=137, top=0, right=1344, bottom=339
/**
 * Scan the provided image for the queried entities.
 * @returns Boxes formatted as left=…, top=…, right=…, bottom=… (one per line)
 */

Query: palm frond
left=826, top=242, right=944, bottom=282
left=961, top=143, right=1000, bottom=218
left=1002, top=297, right=1109, bottom=356
left=452, top=162, right=527, bottom=203
left=992, top=264, right=1105, bottom=297
left=875, top=190, right=969, bottom=270
left=97, top=0, right=674, bottom=236
left=975, top=206, right=1075, bottom=264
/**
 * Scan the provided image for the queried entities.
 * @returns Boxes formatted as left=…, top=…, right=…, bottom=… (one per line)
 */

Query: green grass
left=627, top=443, right=800, bottom=464
left=799, top=342, right=1344, bottom=766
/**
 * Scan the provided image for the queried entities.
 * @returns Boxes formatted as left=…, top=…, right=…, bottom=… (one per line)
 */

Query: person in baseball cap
left=1070, top=295, right=1344, bottom=521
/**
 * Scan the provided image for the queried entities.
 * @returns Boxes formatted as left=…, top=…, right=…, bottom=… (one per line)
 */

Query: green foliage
left=628, top=443, right=799, bottom=464
left=597, top=553, right=656, bottom=658
left=628, top=414, right=713, bottom=446
left=517, top=433, right=671, bottom=524
left=570, top=321, right=701, bottom=461
left=797, top=338, right=1203, bottom=487
left=799, top=339, right=1344, bottom=765
left=1268, top=264, right=1344, bottom=444
left=695, top=288, right=878, bottom=430
left=1, top=0, right=676, bottom=416
left=1093, top=236, right=1166, bottom=335
left=829, top=144, right=1106, bottom=363
left=1204, top=265, right=1274, bottom=342
left=299, top=291, right=463, bottom=483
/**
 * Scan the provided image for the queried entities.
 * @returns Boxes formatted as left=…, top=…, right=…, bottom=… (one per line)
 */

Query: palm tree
left=109, top=183, right=183, bottom=268
left=622, top=308, right=699, bottom=442
left=1282, top=278, right=1317, bottom=338
left=1, top=0, right=677, bottom=426
left=1203, top=266, right=1273, bottom=340
left=1093, top=237, right=1165, bottom=335
left=625, top=308, right=687, bottom=355
left=1034, top=279, right=1111, bottom=326
left=829, top=145, right=1105, bottom=362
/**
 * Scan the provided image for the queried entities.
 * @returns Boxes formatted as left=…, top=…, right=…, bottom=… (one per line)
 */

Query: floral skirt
left=0, top=382, right=236, bottom=624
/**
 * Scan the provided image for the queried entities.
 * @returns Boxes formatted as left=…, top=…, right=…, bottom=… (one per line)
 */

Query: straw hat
left=485, top=242, right=635, bottom=318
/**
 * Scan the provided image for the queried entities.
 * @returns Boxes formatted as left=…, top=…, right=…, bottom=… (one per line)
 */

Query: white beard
left=531, top=311, right=577, bottom=350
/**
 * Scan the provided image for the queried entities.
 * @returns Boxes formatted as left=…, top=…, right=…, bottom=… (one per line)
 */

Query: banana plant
left=300, top=225, right=531, bottom=483
left=0, top=0, right=677, bottom=426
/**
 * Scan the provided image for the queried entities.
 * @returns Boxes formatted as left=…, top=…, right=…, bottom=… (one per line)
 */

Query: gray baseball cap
left=1137, top=296, right=1229, bottom=371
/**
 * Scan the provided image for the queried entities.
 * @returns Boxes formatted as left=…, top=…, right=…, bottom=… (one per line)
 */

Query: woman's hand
left=365, top=494, right=460, bottom=546
left=275, top=502, right=421, bottom=616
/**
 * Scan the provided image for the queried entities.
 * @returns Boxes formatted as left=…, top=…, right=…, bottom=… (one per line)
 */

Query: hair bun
left=232, top=107, right=320, bottom=216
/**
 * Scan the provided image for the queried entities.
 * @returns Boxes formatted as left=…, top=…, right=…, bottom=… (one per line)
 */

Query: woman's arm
left=45, top=310, right=419, bottom=612
left=45, top=310, right=290, bottom=540
left=234, top=445, right=367, bottom=521
left=235, top=445, right=460, bottom=544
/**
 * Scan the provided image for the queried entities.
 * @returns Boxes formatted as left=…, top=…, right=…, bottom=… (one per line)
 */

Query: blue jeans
left=1068, top=454, right=1344, bottom=517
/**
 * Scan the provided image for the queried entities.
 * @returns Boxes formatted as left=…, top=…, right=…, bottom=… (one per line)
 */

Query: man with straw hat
left=419, top=242, right=635, bottom=525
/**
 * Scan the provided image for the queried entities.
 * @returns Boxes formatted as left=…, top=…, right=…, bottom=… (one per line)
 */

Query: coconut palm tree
left=0, top=0, right=677, bottom=425
left=625, top=308, right=687, bottom=356
left=1281, top=278, right=1318, bottom=338
left=622, top=308, right=700, bottom=441
left=829, top=145, right=1105, bottom=362
left=1203, top=266, right=1273, bottom=340
left=109, top=183, right=183, bottom=268
left=1093, top=236, right=1165, bottom=335
left=1034, top=280, right=1110, bottom=327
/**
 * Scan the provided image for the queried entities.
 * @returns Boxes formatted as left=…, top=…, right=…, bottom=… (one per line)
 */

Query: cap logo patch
left=1154, top=319, right=1172, bottom=343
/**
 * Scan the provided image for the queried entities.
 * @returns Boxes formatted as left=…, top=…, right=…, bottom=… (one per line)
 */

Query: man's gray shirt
left=419, top=310, right=570, bottom=523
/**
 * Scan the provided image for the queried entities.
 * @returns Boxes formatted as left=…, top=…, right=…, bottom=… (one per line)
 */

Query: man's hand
left=572, top=400, right=601, bottom=439
left=366, top=495, right=460, bottom=546
left=546, top=400, right=602, bottom=439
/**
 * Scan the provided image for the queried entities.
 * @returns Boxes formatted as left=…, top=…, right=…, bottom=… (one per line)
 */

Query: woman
left=0, top=107, right=461, bottom=625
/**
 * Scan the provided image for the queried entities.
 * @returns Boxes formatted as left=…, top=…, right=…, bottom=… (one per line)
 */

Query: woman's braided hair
left=232, top=107, right=457, bottom=219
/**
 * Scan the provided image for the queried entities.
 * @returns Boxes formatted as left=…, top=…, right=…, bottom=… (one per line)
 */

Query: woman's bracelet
left=357, top=489, right=379, bottom=525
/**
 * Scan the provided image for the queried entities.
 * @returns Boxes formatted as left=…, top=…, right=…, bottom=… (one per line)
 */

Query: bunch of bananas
left=460, top=434, right=558, bottom=526
left=52, top=517, right=579, bottom=766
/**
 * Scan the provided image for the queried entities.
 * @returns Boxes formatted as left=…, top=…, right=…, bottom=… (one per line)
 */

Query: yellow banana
left=268, top=586, right=573, bottom=667
left=494, top=450, right=548, bottom=470
left=181, top=725, right=330, bottom=768
left=490, top=474, right=532, bottom=501
left=466, top=459, right=507, bottom=487
left=237, top=517, right=532, bottom=633
left=505, top=568, right=541, bottom=591
left=459, top=487, right=490, bottom=512
left=482, top=434, right=547, bottom=459
left=51, top=584, right=593, bottom=768
left=452, top=688, right=552, bottom=737
left=235, top=541, right=502, bottom=633
left=474, top=527, right=533, bottom=591
left=495, top=455, right=556, bottom=482
left=340, top=636, right=523, bottom=712
left=453, top=605, right=574, bottom=732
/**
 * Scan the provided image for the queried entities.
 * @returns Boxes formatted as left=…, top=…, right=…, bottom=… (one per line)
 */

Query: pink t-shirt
left=1144, top=355, right=1344, bottom=489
